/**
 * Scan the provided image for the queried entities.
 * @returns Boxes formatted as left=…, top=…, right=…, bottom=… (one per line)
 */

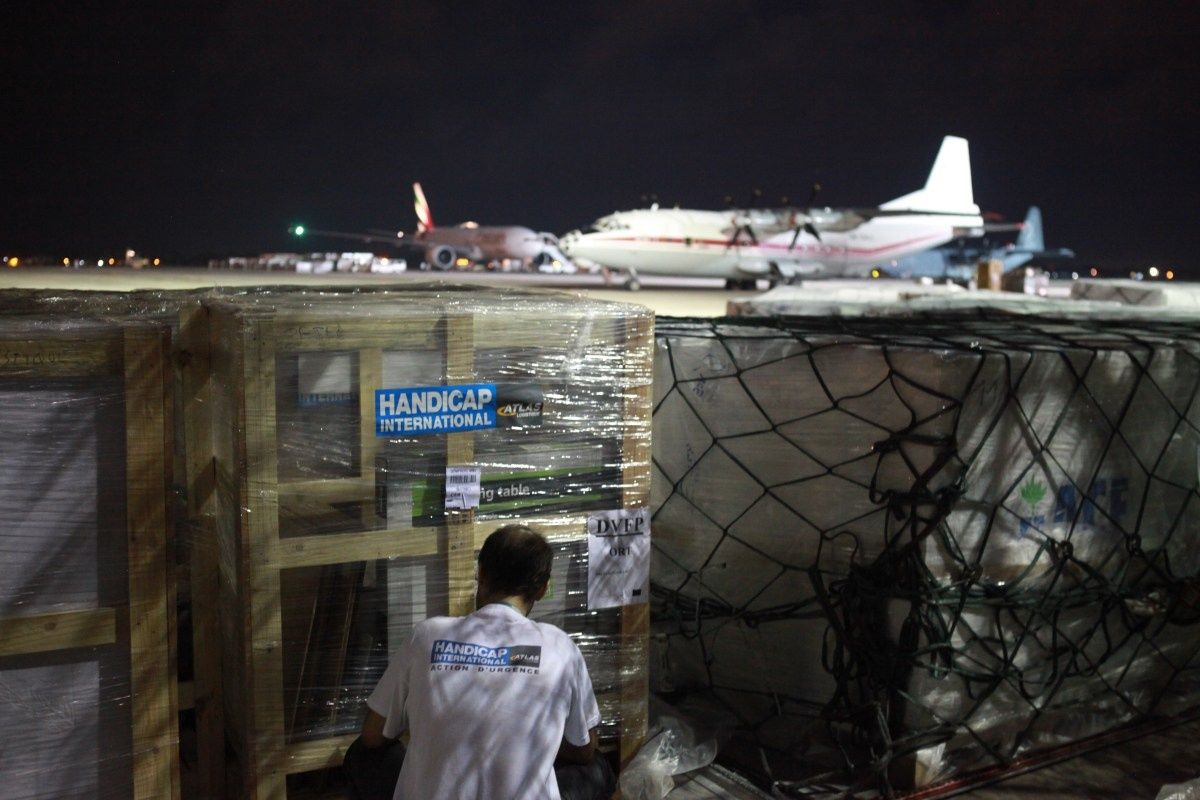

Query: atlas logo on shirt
left=431, top=640, right=542, bottom=668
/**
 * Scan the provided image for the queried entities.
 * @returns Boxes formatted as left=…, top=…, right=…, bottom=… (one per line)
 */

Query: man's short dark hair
left=478, top=525, right=553, bottom=602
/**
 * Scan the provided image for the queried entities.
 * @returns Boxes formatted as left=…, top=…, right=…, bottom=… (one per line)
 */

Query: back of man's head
left=478, top=525, right=553, bottom=603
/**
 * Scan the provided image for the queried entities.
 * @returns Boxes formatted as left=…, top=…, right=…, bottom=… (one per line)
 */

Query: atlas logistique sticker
left=376, top=383, right=496, bottom=437
left=495, top=384, right=544, bottom=428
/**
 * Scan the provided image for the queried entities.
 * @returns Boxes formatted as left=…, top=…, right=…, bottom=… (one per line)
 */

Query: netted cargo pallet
left=208, top=289, right=652, bottom=798
left=650, top=313, right=1200, bottom=796
left=0, top=318, right=180, bottom=799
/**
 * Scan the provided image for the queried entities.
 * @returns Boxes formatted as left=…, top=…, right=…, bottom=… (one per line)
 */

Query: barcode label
left=445, top=467, right=481, bottom=511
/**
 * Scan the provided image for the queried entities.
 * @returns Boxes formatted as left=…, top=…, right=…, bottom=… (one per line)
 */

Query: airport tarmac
left=0, top=267, right=738, bottom=316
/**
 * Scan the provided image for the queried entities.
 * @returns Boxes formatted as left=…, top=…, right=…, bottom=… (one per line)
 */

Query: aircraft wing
left=729, top=204, right=981, bottom=240
left=290, top=226, right=404, bottom=245
left=1008, top=247, right=1076, bottom=260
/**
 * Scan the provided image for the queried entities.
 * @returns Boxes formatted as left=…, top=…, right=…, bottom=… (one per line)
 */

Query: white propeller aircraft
left=291, top=182, right=574, bottom=271
left=560, top=136, right=984, bottom=289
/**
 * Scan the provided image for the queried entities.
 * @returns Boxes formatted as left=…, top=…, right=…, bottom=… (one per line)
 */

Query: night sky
left=3, top=1, right=1197, bottom=272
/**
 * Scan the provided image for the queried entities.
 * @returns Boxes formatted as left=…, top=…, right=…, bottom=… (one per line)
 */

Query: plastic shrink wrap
left=650, top=313, right=1200, bottom=793
left=206, top=288, right=653, bottom=797
left=0, top=316, right=180, bottom=799
left=0, top=288, right=227, bottom=798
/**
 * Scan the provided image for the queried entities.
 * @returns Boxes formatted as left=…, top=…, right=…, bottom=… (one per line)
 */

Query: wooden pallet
left=0, top=319, right=181, bottom=799
left=208, top=293, right=653, bottom=798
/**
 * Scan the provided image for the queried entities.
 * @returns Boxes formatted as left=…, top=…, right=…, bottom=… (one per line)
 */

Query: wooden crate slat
left=278, top=733, right=358, bottom=776
left=0, top=334, right=123, bottom=376
left=242, top=324, right=289, bottom=800
left=124, top=326, right=182, bottom=800
left=358, top=347, right=384, bottom=535
left=0, top=607, right=118, bottom=656
left=618, top=312, right=654, bottom=768
left=277, top=475, right=376, bottom=497
left=444, top=315, right=478, bottom=617
left=180, top=302, right=225, bottom=800
left=270, top=316, right=443, bottom=352
left=271, top=528, right=440, bottom=570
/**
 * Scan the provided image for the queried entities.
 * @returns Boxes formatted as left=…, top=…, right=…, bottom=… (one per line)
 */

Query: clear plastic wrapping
left=0, top=316, right=181, bottom=799
left=0, top=285, right=653, bottom=799
left=651, top=313, right=1200, bottom=794
left=205, top=288, right=653, bottom=795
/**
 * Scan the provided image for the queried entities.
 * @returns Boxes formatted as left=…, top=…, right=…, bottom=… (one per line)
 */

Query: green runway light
left=291, top=225, right=306, bottom=236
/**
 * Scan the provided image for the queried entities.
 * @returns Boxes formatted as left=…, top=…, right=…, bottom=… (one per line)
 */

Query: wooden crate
left=0, top=288, right=224, bottom=800
left=208, top=291, right=652, bottom=798
left=0, top=318, right=180, bottom=799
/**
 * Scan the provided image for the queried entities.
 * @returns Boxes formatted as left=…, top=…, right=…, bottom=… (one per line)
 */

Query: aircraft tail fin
left=1015, top=206, right=1044, bottom=251
left=880, top=136, right=980, bottom=215
left=413, top=182, right=435, bottom=232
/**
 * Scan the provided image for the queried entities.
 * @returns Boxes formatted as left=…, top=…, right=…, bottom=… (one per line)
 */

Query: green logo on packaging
left=1019, top=478, right=1047, bottom=508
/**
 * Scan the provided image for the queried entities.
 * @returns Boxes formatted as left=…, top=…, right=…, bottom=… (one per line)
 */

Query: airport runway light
left=870, top=268, right=881, bottom=279
left=1167, top=270, right=1175, bottom=280
left=97, top=259, right=105, bottom=267
left=6, top=256, right=18, bottom=268
left=153, top=258, right=161, bottom=266
left=108, top=257, right=115, bottom=266
left=1149, top=266, right=1160, bottom=278
left=1089, top=267, right=1099, bottom=277
left=290, top=225, right=306, bottom=237
left=62, top=257, right=70, bottom=266
left=1071, top=272, right=1079, bottom=280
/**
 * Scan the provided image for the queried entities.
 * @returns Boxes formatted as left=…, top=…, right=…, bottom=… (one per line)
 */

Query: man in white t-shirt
left=357, top=524, right=612, bottom=800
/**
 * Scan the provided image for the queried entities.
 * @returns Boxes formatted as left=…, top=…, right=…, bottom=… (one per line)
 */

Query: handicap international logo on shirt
left=430, top=640, right=542, bottom=671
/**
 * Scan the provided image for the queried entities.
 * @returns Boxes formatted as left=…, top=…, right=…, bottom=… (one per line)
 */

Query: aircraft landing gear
left=768, top=262, right=797, bottom=287
left=624, top=268, right=641, bottom=291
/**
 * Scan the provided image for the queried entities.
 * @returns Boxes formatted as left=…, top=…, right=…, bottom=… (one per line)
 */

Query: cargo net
left=649, top=313, right=1200, bottom=797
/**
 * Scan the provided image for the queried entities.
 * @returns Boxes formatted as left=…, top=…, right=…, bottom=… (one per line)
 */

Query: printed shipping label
left=586, top=508, right=650, bottom=610
left=445, top=466, right=482, bottom=511
left=375, top=383, right=497, bottom=437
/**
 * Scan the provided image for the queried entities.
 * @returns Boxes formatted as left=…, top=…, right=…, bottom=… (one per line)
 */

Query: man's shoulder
left=413, top=615, right=458, bottom=635
left=531, top=620, right=582, bottom=654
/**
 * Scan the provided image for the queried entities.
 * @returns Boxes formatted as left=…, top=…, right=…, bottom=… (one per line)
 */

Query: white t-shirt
left=366, top=603, right=602, bottom=800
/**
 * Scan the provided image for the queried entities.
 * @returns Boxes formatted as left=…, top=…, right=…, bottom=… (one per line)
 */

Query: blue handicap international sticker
left=375, top=383, right=497, bottom=437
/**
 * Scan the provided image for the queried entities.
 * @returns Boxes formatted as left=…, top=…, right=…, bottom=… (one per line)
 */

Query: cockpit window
left=593, top=217, right=631, bottom=232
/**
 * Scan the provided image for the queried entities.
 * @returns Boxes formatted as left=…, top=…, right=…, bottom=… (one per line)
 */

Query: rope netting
left=649, top=312, right=1200, bottom=797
